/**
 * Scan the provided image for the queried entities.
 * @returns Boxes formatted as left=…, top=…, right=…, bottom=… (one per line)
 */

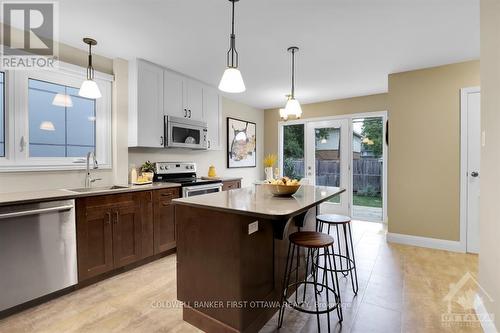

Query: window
left=0, top=63, right=112, bottom=171
left=0, top=72, right=4, bottom=157
left=28, top=79, right=96, bottom=158
left=281, top=124, right=305, bottom=179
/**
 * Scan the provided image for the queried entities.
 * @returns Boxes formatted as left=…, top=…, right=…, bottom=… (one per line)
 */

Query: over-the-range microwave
left=164, top=115, right=208, bottom=150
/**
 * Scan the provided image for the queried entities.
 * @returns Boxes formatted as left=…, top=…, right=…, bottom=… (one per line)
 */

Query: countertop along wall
left=388, top=61, right=480, bottom=242
left=128, top=98, right=264, bottom=188
left=0, top=25, right=130, bottom=193
left=478, top=0, right=500, bottom=329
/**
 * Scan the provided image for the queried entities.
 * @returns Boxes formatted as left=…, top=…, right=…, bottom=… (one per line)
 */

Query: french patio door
left=306, top=119, right=350, bottom=215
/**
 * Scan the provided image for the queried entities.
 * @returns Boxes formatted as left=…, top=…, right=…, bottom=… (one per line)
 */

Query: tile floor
left=0, top=221, right=481, bottom=333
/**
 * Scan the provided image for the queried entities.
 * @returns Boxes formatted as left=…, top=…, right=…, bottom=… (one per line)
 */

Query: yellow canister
left=208, top=165, right=217, bottom=178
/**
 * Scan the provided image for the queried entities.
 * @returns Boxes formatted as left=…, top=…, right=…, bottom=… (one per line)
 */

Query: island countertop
left=173, top=184, right=345, bottom=220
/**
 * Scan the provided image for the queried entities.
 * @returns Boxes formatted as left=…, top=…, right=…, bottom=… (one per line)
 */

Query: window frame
left=0, top=62, right=112, bottom=172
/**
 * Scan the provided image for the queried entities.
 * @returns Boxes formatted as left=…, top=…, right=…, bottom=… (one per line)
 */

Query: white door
left=306, top=119, right=350, bottom=215
left=461, top=87, right=481, bottom=254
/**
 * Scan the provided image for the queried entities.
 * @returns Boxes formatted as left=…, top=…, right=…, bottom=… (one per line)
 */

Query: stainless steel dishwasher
left=0, top=199, right=78, bottom=311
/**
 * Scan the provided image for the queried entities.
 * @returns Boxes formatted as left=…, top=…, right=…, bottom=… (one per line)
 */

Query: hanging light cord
left=290, top=49, right=295, bottom=99
left=87, top=43, right=94, bottom=81
left=226, top=0, right=238, bottom=68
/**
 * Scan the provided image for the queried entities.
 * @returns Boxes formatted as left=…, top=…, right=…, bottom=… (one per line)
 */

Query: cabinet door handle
left=160, top=136, right=164, bottom=146
left=188, top=110, right=192, bottom=118
left=184, top=109, right=187, bottom=117
left=114, top=211, right=119, bottom=225
left=208, top=140, right=211, bottom=149
left=105, top=212, right=111, bottom=225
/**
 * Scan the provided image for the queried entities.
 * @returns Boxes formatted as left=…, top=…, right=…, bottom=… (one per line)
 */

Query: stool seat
left=289, top=231, right=334, bottom=248
left=316, top=214, right=351, bottom=224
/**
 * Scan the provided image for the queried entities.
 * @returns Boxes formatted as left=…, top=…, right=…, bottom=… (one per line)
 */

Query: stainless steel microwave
left=165, top=116, right=208, bottom=150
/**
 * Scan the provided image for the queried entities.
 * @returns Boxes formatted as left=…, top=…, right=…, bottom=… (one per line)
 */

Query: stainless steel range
left=153, top=162, right=222, bottom=197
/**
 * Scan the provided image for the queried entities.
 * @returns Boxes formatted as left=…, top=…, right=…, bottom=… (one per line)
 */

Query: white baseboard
left=474, top=294, right=498, bottom=333
left=386, top=232, right=465, bottom=253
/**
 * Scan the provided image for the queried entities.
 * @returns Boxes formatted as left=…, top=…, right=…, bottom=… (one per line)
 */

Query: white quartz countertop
left=0, top=182, right=181, bottom=207
left=173, top=184, right=345, bottom=220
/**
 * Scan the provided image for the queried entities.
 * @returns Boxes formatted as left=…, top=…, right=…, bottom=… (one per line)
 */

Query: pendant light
left=218, top=0, right=246, bottom=93
left=79, top=38, right=102, bottom=99
left=282, top=46, right=302, bottom=120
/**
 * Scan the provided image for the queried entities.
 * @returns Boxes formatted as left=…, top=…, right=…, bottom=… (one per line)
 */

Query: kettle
left=208, top=165, right=217, bottom=178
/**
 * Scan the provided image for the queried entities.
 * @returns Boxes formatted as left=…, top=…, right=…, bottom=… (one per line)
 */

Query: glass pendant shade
left=79, top=79, right=102, bottom=99
left=52, top=93, right=73, bottom=107
left=219, top=67, right=246, bottom=93
left=279, top=108, right=288, bottom=121
left=285, top=98, right=302, bottom=118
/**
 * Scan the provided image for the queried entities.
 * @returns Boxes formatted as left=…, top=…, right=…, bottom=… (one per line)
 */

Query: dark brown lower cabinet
left=153, top=188, right=180, bottom=254
left=112, top=202, right=142, bottom=268
left=77, top=193, right=144, bottom=281
left=77, top=188, right=180, bottom=282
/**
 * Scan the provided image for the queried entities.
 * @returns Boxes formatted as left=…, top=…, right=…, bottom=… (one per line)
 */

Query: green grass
left=353, top=194, right=382, bottom=208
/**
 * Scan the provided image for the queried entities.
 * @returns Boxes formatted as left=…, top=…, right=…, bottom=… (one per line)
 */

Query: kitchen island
left=173, top=184, right=344, bottom=333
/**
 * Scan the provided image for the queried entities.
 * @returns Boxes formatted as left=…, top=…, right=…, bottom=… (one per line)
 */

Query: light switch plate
left=248, top=221, right=259, bottom=235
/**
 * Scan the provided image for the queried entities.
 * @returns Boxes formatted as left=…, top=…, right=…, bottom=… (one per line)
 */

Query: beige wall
left=479, top=0, right=500, bottom=328
left=264, top=93, right=388, bottom=156
left=388, top=61, right=480, bottom=241
left=0, top=27, right=128, bottom=192
left=129, top=98, right=264, bottom=187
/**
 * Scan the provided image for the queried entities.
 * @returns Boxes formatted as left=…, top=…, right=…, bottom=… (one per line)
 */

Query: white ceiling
left=57, top=0, right=479, bottom=109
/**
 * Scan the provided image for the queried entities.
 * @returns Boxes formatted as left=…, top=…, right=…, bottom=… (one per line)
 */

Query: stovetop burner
left=152, top=162, right=222, bottom=187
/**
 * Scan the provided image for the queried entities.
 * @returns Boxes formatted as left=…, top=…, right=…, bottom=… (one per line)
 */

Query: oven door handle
left=183, top=183, right=223, bottom=196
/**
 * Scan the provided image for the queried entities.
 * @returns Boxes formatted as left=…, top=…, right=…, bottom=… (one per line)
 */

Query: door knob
left=471, top=171, right=479, bottom=177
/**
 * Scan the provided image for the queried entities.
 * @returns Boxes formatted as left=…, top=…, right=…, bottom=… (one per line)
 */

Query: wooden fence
left=286, top=158, right=382, bottom=193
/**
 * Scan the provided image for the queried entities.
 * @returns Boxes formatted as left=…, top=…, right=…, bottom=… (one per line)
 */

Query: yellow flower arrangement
left=264, top=154, right=277, bottom=168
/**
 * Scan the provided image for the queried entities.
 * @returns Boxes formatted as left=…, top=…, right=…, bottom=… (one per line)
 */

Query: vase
left=265, top=167, right=274, bottom=181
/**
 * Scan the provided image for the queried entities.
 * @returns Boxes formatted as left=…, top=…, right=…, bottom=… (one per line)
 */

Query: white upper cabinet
left=129, top=59, right=165, bottom=148
left=163, top=70, right=184, bottom=119
left=203, top=87, right=222, bottom=151
left=129, top=59, right=223, bottom=149
left=185, top=80, right=203, bottom=121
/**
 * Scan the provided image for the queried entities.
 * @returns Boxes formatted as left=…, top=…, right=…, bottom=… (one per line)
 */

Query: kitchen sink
left=67, top=185, right=129, bottom=193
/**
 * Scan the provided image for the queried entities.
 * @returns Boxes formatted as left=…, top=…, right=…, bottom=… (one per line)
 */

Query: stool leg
left=320, top=224, right=332, bottom=292
left=301, top=248, right=311, bottom=305
left=328, top=244, right=343, bottom=322
left=324, top=246, right=332, bottom=332
left=278, top=242, right=294, bottom=328
left=294, top=243, right=300, bottom=305
left=336, top=224, right=346, bottom=277
left=347, top=223, right=359, bottom=294
left=312, top=247, right=322, bottom=332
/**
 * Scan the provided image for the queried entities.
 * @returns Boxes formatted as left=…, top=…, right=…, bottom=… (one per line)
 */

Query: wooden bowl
left=265, top=184, right=301, bottom=197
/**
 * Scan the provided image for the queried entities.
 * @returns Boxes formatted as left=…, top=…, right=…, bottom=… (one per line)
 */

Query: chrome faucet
left=85, top=151, right=101, bottom=188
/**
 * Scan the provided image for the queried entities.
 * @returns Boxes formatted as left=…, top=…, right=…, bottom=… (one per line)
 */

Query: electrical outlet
left=248, top=221, right=259, bottom=235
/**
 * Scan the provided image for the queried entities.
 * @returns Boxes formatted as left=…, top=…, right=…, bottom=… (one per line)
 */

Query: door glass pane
left=315, top=127, right=341, bottom=203
left=282, top=124, right=304, bottom=179
left=352, top=117, right=383, bottom=221
left=28, top=79, right=96, bottom=158
left=0, top=72, right=4, bottom=157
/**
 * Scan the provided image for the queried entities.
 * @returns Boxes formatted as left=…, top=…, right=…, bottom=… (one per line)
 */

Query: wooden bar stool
left=278, top=231, right=343, bottom=332
left=316, top=214, right=359, bottom=294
